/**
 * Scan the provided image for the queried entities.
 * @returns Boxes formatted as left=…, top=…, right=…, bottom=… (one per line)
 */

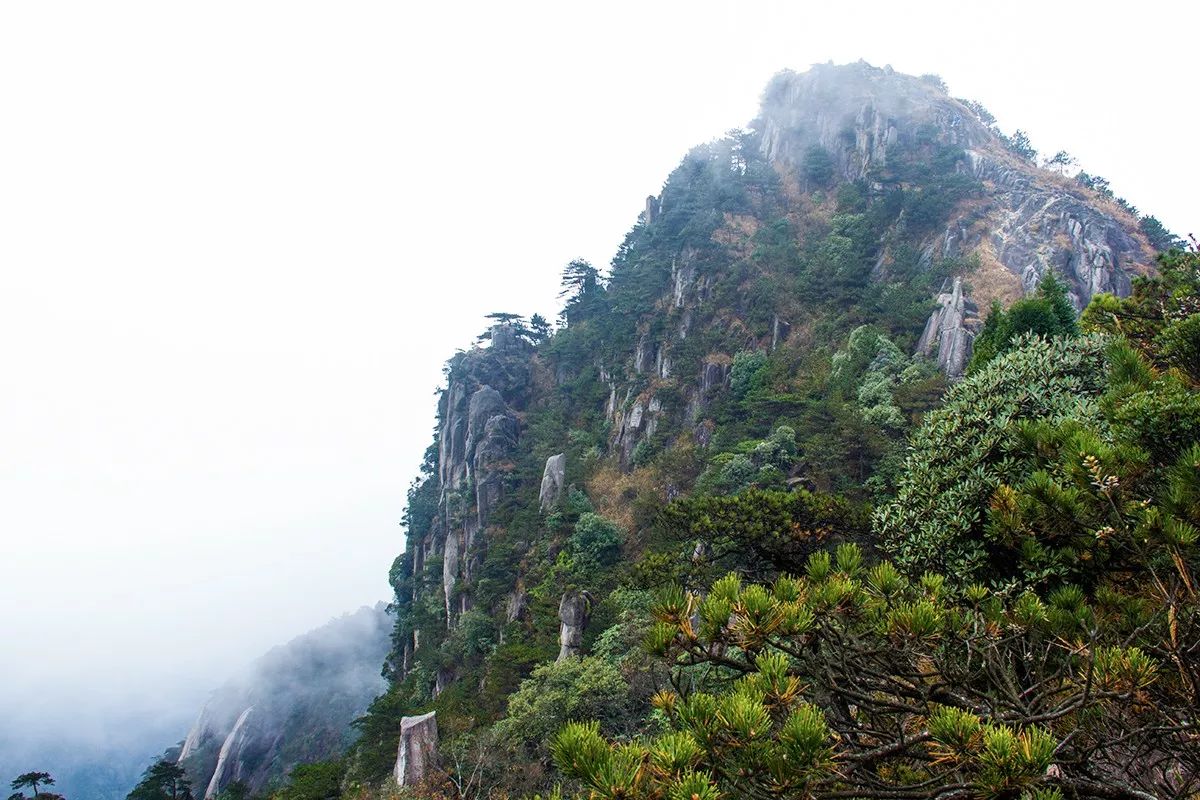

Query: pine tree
left=126, top=761, right=192, bottom=800
left=9, top=775, right=54, bottom=799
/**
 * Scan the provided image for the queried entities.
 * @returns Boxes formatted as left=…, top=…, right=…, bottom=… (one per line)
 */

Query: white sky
left=1, top=0, right=1196, bottom=754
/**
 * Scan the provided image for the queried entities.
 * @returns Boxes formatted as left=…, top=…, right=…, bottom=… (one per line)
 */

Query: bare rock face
left=473, top=410, right=520, bottom=526
left=505, top=589, right=530, bottom=623
left=557, top=590, right=593, bottom=661
left=641, top=194, right=660, bottom=225
left=439, top=383, right=521, bottom=620
left=465, top=387, right=508, bottom=459
left=700, top=361, right=729, bottom=397
left=394, top=711, right=439, bottom=787
left=538, top=453, right=566, bottom=511
left=204, top=708, right=254, bottom=799
left=433, top=667, right=455, bottom=698
left=916, top=277, right=980, bottom=379
left=759, top=62, right=989, bottom=182
left=177, top=702, right=216, bottom=763
left=965, top=154, right=1140, bottom=307
left=616, top=400, right=646, bottom=468
left=442, top=525, right=461, bottom=620
left=419, top=324, right=537, bottom=631
left=437, top=381, right=471, bottom=492
left=772, top=316, right=791, bottom=350
left=634, top=336, right=652, bottom=374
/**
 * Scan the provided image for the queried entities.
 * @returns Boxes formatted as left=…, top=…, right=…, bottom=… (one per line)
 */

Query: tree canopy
left=126, top=761, right=192, bottom=800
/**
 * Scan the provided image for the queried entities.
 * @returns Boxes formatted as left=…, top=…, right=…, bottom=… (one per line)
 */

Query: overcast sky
left=1, top=0, right=1196, bottom=760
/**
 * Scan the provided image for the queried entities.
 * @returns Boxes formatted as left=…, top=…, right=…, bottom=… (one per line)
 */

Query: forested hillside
left=302, top=61, right=1198, bottom=800
left=113, top=61, right=1196, bottom=800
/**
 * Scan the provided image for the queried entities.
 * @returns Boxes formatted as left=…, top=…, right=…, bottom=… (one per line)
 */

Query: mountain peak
left=748, top=61, right=1154, bottom=375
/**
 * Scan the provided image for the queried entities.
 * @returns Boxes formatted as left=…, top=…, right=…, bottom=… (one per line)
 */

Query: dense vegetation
left=329, top=92, right=1192, bottom=796
left=324, top=131, right=1190, bottom=797
left=58, top=66, right=1187, bottom=800
left=555, top=266, right=1200, bottom=797
left=339, top=118, right=979, bottom=796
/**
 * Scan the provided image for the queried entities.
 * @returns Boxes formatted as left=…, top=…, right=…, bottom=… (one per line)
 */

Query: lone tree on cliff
left=9, top=774, right=54, bottom=798
left=559, top=259, right=604, bottom=323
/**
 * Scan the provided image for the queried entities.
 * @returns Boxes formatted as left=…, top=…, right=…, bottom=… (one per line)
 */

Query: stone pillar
left=538, top=453, right=566, bottom=511
left=394, top=711, right=438, bottom=787
left=557, top=590, right=593, bottom=661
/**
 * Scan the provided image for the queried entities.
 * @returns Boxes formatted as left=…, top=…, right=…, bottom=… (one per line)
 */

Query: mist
left=1, top=0, right=1196, bottom=794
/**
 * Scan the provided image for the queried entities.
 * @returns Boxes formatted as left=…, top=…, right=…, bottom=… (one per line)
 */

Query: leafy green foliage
left=1075, top=171, right=1113, bottom=199
left=877, top=334, right=1110, bottom=579
left=1082, top=246, right=1200, bottom=385
left=1043, top=150, right=1075, bottom=173
left=493, top=656, right=639, bottom=762
left=1139, top=215, right=1185, bottom=252
left=273, top=761, right=344, bottom=800
left=801, top=144, right=834, bottom=187
left=126, top=762, right=191, bottom=800
left=968, top=272, right=1078, bottom=372
left=652, top=487, right=869, bottom=583
left=1000, top=128, right=1037, bottom=162
left=693, top=426, right=800, bottom=495
left=559, top=260, right=605, bottom=325
left=728, top=351, right=768, bottom=400
left=985, top=384, right=1197, bottom=587
left=556, top=528, right=1199, bottom=800
left=211, top=783, right=248, bottom=800
left=560, top=513, right=622, bottom=583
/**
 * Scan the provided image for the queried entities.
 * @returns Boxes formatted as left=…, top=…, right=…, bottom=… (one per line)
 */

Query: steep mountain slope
left=173, top=605, right=390, bottom=797
left=759, top=64, right=1151, bottom=299
left=349, top=61, right=1167, bottom=795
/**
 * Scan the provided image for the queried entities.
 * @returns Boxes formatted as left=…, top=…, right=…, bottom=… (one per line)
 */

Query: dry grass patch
left=965, top=242, right=1024, bottom=310
left=712, top=213, right=760, bottom=258
left=587, top=462, right=667, bottom=536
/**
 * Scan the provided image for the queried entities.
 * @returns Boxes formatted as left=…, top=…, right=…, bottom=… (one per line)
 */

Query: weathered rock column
left=557, top=590, right=593, bottom=661
left=538, top=453, right=566, bottom=511
left=394, top=711, right=439, bottom=786
left=916, top=277, right=978, bottom=379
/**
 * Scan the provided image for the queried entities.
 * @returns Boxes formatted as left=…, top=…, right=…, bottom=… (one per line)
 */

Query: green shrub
left=876, top=334, right=1110, bottom=579
left=493, top=656, right=637, bottom=757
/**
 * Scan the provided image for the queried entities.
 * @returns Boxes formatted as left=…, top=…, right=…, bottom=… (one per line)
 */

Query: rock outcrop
left=916, top=277, right=980, bottom=378
left=538, top=453, right=566, bottom=511
left=505, top=589, right=530, bottom=624
left=759, top=62, right=989, bottom=181
left=557, top=590, right=593, bottom=662
left=966, top=154, right=1140, bottom=307
left=204, top=707, right=253, bottom=799
left=394, top=712, right=439, bottom=787
left=410, top=323, right=535, bottom=635
left=757, top=61, right=1153, bottom=373
left=576, top=63, right=1156, bottom=473
left=177, top=703, right=214, bottom=763
left=395, top=323, right=540, bottom=686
